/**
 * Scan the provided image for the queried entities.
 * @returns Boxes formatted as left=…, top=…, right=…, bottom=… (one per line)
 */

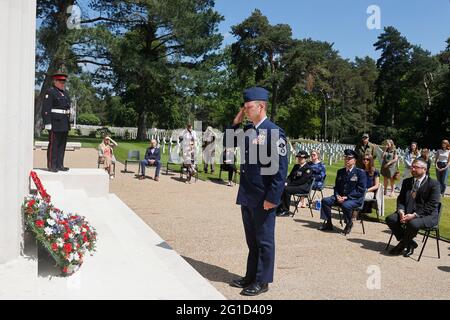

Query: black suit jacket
left=397, top=176, right=441, bottom=228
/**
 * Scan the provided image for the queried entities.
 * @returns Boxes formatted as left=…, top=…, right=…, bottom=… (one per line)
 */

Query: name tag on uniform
left=350, top=175, right=358, bottom=182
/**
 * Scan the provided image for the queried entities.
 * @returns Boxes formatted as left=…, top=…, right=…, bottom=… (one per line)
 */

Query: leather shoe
left=230, top=277, right=253, bottom=289
left=318, top=220, right=333, bottom=231
left=389, top=241, right=405, bottom=255
left=58, top=167, right=69, bottom=171
left=154, top=176, right=159, bottom=181
left=240, top=282, right=269, bottom=296
left=49, top=168, right=58, bottom=173
left=403, top=240, right=418, bottom=257
left=276, top=210, right=291, bottom=217
left=341, top=221, right=353, bottom=236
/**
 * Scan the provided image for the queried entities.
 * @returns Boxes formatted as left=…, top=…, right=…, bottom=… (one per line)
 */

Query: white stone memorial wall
left=0, top=0, right=36, bottom=263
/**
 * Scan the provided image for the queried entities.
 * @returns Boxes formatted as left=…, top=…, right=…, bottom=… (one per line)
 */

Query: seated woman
left=220, top=147, right=237, bottom=186
left=276, top=150, right=313, bottom=217
left=308, top=150, right=326, bottom=192
left=98, top=135, right=118, bottom=179
left=361, top=155, right=380, bottom=213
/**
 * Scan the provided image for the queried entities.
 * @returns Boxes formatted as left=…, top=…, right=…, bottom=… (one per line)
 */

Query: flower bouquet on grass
left=23, top=195, right=98, bottom=275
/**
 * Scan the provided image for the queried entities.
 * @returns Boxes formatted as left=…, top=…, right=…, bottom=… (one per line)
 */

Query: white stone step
left=34, top=169, right=109, bottom=198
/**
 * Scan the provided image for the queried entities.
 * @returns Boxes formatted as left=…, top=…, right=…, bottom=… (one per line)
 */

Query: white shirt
left=436, top=149, right=450, bottom=163
left=414, top=175, right=427, bottom=189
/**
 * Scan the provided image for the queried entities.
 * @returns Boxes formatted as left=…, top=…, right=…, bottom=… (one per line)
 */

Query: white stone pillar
left=0, top=0, right=36, bottom=263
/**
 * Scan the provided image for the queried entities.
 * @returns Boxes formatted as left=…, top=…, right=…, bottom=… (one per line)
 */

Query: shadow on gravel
left=347, top=238, right=391, bottom=256
left=437, top=266, right=450, bottom=273
left=182, top=256, right=241, bottom=284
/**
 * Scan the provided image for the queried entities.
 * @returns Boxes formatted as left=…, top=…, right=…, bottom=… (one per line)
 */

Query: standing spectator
left=308, top=150, right=326, bottom=193
left=381, top=139, right=399, bottom=197
left=220, top=147, right=237, bottom=186
left=182, top=124, right=198, bottom=183
left=202, top=126, right=216, bottom=174
left=98, top=135, right=118, bottom=179
left=435, top=139, right=450, bottom=197
left=418, top=148, right=431, bottom=176
left=361, top=155, right=380, bottom=213
left=355, top=133, right=377, bottom=169
left=396, top=142, right=421, bottom=191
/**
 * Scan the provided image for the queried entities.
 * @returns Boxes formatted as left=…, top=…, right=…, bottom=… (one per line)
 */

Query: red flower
left=83, top=235, right=88, bottom=243
left=64, top=232, right=70, bottom=240
left=27, top=200, right=36, bottom=208
left=51, top=243, right=58, bottom=251
left=35, top=220, right=44, bottom=228
left=63, top=267, right=68, bottom=274
left=63, top=243, right=72, bottom=254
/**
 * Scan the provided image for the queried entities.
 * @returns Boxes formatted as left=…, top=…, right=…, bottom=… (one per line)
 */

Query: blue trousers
left=241, top=205, right=276, bottom=284
left=140, top=159, right=161, bottom=177
left=320, top=195, right=362, bottom=225
left=436, top=167, right=448, bottom=195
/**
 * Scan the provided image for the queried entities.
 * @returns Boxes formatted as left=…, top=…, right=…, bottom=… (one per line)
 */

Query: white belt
left=51, top=109, right=70, bottom=114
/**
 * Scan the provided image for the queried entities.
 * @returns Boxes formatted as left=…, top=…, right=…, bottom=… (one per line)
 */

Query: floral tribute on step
left=23, top=171, right=98, bottom=275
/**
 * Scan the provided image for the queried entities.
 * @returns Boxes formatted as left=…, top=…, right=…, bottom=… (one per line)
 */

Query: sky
left=215, top=0, right=450, bottom=61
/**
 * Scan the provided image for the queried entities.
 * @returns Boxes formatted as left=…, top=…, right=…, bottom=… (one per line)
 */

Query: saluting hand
left=233, top=107, right=246, bottom=126
left=263, top=200, right=277, bottom=211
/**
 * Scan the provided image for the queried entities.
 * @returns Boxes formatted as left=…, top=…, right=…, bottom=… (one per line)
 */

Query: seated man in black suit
left=386, top=158, right=441, bottom=257
left=277, top=150, right=313, bottom=217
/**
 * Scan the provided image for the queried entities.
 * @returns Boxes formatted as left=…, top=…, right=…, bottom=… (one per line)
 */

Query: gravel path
left=34, top=148, right=450, bottom=300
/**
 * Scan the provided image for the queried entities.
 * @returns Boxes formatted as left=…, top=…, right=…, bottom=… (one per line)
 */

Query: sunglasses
left=363, top=158, right=370, bottom=161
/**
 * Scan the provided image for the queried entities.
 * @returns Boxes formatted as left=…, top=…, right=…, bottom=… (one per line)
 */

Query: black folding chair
left=311, top=174, right=326, bottom=201
left=334, top=190, right=367, bottom=234
left=385, top=203, right=442, bottom=262
left=123, top=150, right=140, bottom=173
left=291, top=178, right=315, bottom=217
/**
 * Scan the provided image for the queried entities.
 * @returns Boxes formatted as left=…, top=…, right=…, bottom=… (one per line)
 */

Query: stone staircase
left=0, top=169, right=224, bottom=300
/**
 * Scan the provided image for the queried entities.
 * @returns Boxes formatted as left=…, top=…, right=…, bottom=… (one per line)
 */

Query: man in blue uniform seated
left=277, top=150, right=313, bottom=217
left=227, top=87, right=288, bottom=296
left=319, top=149, right=367, bottom=235
left=139, top=139, right=162, bottom=181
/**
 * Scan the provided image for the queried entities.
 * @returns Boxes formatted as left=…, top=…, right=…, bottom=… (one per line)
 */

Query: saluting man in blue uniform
left=42, top=67, right=71, bottom=172
left=319, top=149, right=367, bottom=235
left=227, top=87, right=288, bottom=296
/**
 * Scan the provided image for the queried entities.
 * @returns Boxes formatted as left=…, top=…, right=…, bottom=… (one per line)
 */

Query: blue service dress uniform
left=229, top=118, right=288, bottom=284
left=321, top=167, right=367, bottom=225
left=42, top=85, right=71, bottom=170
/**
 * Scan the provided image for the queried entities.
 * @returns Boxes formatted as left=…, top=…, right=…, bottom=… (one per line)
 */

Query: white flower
left=56, top=238, right=64, bottom=248
left=46, top=219, right=56, bottom=226
left=69, top=233, right=75, bottom=239
left=81, top=227, right=87, bottom=233
left=67, top=253, right=74, bottom=262
left=49, top=211, right=58, bottom=220
left=44, top=227, right=53, bottom=236
left=72, top=225, right=81, bottom=234
left=73, top=253, right=80, bottom=261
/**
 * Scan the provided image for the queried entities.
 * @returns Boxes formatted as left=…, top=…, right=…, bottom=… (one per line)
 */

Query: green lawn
left=36, top=135, right=450, bottom=239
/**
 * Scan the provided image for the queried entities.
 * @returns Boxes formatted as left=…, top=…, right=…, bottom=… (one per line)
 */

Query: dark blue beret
left=243, top=87, right=269, bottom=102
left=296, top=150, right=309, bottom=158
left=344, top=149, right=358, bottom=158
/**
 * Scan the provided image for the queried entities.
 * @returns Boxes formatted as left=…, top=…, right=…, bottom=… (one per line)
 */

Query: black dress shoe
left=318, top=220, right=333, bottom=231
left=240, top=282, right=269, bottom=296
left=276, top=210, right=291, bottom=217
left=49, top=168, right=58, bottom=173
left=230, top=277, right=253, bottom=289
left=58, top=167, right=70, bottom=171
left=341, top=222, right=353, bottom=236
left=389, top=241, right=405, bottom=255
left=403, top=240, right=418, bottom=257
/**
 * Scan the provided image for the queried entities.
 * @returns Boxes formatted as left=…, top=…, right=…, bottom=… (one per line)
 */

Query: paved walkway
left=34, top=149, right=450, bottom=300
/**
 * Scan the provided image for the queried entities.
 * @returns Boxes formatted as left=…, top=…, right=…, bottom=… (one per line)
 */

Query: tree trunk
left=136, top=110, right=148, bottom=141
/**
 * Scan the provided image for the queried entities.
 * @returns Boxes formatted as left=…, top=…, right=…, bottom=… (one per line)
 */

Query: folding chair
left=123, top=150, right=140, bottom=173
left=311, top=174, right=326, bottom=201
left=291, top=178, right=315, bottom=217
left=334, top=190, right=367, bottom=234
left=362, top=186, right=383, bottom=221
left=385, top=203, right=442, bottom=262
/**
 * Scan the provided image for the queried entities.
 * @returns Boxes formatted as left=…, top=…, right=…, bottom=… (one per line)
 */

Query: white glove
left=45, top=124, right=52, bottom=130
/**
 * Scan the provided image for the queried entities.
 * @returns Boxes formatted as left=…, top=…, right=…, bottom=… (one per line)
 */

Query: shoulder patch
left=277, top=138, right=287, bottom=156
